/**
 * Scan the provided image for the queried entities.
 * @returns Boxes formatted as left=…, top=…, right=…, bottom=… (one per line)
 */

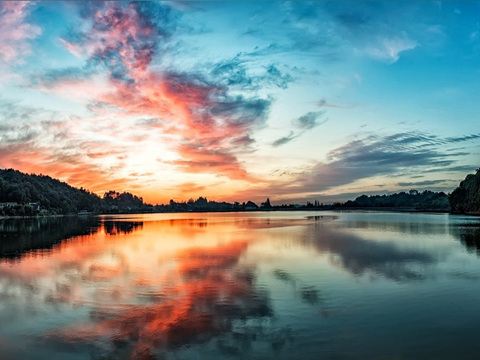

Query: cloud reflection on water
left=0, top=217, right=287, bottom=359
left=44, top=241, right=272, bottom=359
left=1, top=213, right=480, bottom=359
left=310, top=224, right=435, bottom=281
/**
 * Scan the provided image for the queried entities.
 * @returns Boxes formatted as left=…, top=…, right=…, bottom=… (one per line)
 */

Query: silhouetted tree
left=261, top=198, right=272, bottom=208
left=245, top=201, right=258, bottom=209
left=450, top=168, right=480, bottom=213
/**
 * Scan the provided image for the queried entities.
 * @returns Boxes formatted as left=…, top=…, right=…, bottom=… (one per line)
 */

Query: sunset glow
left=0, top=1, right=479, bottom=204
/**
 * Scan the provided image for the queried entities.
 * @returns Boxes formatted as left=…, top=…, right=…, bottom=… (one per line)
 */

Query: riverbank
left=2, top=207, right=471, bottom=220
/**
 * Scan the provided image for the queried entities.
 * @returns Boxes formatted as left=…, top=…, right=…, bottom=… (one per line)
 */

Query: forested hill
left=0, top=169, right=150, bottom=216
left=0, top=169, right=101, bottom=215
left=335, top=190, right=450, bottom=211
left=449, top=169, right=480, bottom=214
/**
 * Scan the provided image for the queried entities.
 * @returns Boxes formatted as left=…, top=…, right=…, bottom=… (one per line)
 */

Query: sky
left=0, top=1, right=479, bottom=205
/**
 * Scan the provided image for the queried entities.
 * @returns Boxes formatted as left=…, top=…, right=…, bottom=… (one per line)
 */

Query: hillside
left=449, top=169, right=480, bottom=214
left=0, top=169, right=103, bottom=215
left=0, top=169, right=150, bottom=215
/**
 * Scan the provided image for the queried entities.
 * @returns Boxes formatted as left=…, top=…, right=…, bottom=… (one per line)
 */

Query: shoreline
left=2, top=207, right=478, bottom=220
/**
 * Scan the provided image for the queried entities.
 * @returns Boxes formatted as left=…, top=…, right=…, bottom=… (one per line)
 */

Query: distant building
left=28, top=202, right=40, bottom=211
left=0, top=202, right=18, bottom=208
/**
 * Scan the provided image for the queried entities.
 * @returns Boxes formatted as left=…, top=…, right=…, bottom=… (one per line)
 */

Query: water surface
left=1, top=211, right=480, bottom=359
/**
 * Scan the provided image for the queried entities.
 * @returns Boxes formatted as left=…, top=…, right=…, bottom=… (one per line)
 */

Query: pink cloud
left=167, top=143, right=258, bottom=182
left=0, top=2, right=41, bottom=64
left=61, top=2, right=159, bottom=78
left=51, top=2, right=269, bottom=183
left=95, top=70, right=267, bottom=182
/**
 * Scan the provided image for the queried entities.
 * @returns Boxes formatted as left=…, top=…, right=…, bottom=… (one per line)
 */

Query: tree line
left=1, top=167, right=479, bottom=216
left=332, top=189, right=450, bottom=211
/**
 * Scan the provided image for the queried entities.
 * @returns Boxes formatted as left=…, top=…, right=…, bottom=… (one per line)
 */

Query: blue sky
left=0, top=1, right=479, bottom=204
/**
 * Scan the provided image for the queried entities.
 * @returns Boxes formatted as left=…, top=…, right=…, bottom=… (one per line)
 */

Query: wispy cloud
left=272, top=111, right=328, bottom=148
left=272, top=131, right=297, bottom=147
left=0, top=99, right=135, bottom=193
left=210, top=57, right=293, bottom=90
left=275, top=2, right=420, bottom=63
left=0, top=2, right=41, bottom=64
left=396, top=180, right=446, bottom=187
left=165, top=142, right=258, bottom=182
left=316, top=99, right=357, bottom=109
left=0, top=138, right=133, bottom=195
left=235, top=130, right=480, bottom=202
left=364, top=32, right=417, bottom=63
left=61, top=2, right=172, bottom=80
left=299, top=132, right=466, bottom=191
left=292, top=111, right=327, bottom=130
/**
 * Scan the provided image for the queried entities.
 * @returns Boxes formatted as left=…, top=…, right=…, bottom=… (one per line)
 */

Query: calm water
left=1, top=211, right=480, bottom=360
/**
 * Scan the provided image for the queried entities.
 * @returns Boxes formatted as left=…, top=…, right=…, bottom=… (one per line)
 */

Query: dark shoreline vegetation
left=0, top=168, right=479, bottom=217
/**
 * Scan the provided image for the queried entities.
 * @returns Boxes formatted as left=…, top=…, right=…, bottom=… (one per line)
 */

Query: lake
left=1, top=211, right=480, bottom=359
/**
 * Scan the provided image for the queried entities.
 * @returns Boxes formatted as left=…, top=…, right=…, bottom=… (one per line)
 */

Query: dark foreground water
left=1, top=211, right=480, bottom=360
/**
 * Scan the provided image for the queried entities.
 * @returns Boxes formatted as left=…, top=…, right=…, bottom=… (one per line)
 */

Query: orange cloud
left=53, top=2, right=268, bottom=183
left=166, top=143, right=257, bottom=182
left=0, top=141, right=132, bottom=195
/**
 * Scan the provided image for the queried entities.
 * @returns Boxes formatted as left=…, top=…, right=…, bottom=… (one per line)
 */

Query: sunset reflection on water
left=0, top=215, right=304, bottom=359
left=1, top=212, right=480, bottom=360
